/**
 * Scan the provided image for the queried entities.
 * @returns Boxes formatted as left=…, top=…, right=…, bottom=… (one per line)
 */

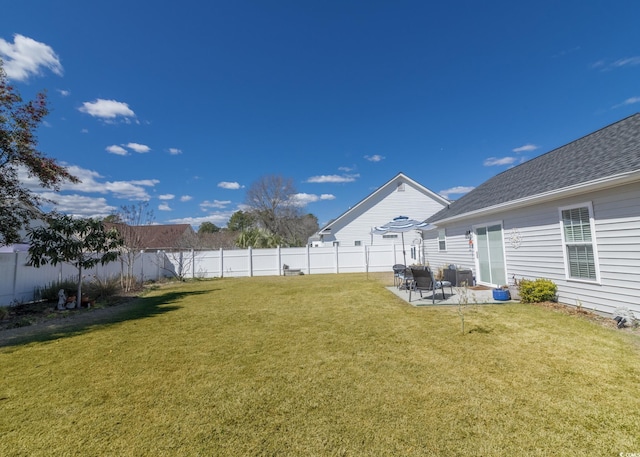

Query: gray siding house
left=423, top=113, right=640, bottom=316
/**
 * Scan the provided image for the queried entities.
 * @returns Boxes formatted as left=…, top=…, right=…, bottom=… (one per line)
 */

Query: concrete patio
left=387, top=284, right=516, bottom=306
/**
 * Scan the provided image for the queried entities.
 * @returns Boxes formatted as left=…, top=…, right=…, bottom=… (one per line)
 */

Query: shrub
left=519, top=278, right=557, bottom=303
left=83, top=275, right=121, bottom=301
left=0, top=306, right=9, bottom=320
left=37, top=278, right=78, bottom=302
left=37, top=276, right=122, bottom=304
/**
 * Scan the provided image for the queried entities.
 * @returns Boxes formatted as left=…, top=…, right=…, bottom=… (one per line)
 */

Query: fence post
left=334, top=243, right=339, bottom=274
left=364, top=245, right=368, bottom=274
left=306, top=244, right=311, bottom=275
left=277, top=246, right=282, bottom=275
left=219, top=248, right=224, bottom=278
left=248, top=247, right=253, bottom=277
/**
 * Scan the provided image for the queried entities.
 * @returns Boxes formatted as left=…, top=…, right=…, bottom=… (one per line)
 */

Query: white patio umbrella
left=371, top=216, right=435, bottom=265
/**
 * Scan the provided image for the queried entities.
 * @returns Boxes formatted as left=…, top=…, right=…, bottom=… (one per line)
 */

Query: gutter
left=431, top=169, right=640, bottom=225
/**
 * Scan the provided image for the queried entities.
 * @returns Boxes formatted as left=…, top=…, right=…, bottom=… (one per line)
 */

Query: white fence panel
left=192, top=250, right=221, bottom=279
left=1, top=244, right=404, bottom=306
left=281, top=247, right=310, bottom=274
left=251, top=248, right=281, bottom=276
left=305, top=247, right=335, bottom=274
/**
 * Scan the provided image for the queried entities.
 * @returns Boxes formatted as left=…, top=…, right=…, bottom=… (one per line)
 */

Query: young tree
left=27, top=214, right=123, bottom=308
left=0, top=61, right=79, bottom=245
left=162, top=229, right=201, bottom=280
left=107, top=202, right=155, bottom=291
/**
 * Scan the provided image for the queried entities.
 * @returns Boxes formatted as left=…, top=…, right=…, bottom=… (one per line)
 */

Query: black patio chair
left=408, top=267, right=453, bottom=303
left=392, top=264, right=407, bottom=288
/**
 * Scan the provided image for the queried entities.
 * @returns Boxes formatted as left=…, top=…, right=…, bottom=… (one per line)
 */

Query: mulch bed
left=0, top=295, right=140, bottom=344
left=531, top=301, right=639, bottom=334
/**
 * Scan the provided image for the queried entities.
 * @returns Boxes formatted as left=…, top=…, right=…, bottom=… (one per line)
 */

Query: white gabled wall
left=425, top=182, right=640, bottom=316
left=326, top=176, right=447, bottom=248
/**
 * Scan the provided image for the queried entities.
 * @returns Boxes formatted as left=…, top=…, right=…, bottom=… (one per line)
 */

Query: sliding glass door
left=475, top=224, right=506, bottom=286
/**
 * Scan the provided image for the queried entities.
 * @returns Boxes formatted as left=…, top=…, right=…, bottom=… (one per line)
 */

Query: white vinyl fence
left=1, top=244, right=409, bottom=306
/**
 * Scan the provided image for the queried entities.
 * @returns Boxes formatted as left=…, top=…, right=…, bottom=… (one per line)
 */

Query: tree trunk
left=76, top=264, right=83, bottom=308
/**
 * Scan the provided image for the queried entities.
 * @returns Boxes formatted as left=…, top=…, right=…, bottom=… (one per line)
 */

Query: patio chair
left=392, top=264, right=407, bottom=288
left=408, top=267, right=453, bottom=303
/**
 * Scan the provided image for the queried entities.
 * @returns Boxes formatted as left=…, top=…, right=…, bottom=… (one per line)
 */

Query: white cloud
left=159, top=194, right=175, bottom=200
left=200, top=200, right=231, bottom=209
left=106, top=145, right=128, bottom=156
left=512, top=144, right=538, bottom=153
left=484, top=157, right=518, bottom=166
left=38, top=192, right=117, bottom=218
left=78, top=99, right=135, bottom=119
left=306, top=174, right=359, bottom=183
left=168, top=148, right=182, bottom=155
left=338, top=166, right=355, bottom=172
left=364, top=154, right=385, bottom=162
left=18, top=164, right=159, bottom=216
left=158, top=203, right=172, bottom=211
left=57, top=165, right=159, bottom=199
left=290, top=193, right=336, bottom=206
left=613, top=96, right=640, bottom=109
left=169, top=213, right=233, bottom=227
left=612, top=56, right=640, bottom=68
left=218, top=181, right=242, bottom=189
left=58, top=89, right=70, bottom=97
left=593, top=56, right=640, bottom=71
left=439, top=186, right=475, bottom=199
left=126, top=142, right=151, bottom=153
left=0, top=34, right=62, bottom=81
left=180, top=195, right=193, bottom=202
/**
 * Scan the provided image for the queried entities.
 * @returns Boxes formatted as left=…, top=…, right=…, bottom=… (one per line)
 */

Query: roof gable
left=428, top=113, right=640, bottom=222
left=318, top=172, right=449, bottom=233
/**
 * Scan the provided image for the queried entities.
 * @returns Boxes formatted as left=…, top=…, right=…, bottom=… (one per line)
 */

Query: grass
left=1, top=273, right=640, bottom=456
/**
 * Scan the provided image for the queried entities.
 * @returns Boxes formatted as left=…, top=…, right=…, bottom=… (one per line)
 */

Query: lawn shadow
left=0, top=289, right=212, bottom=348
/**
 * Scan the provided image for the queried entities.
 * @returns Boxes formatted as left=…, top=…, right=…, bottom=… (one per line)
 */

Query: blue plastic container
left=492, top=289, right=511, bottom=301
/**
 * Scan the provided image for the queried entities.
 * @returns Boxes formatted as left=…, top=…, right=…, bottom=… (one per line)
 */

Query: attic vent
left=397, top=183, right=405, bottom=192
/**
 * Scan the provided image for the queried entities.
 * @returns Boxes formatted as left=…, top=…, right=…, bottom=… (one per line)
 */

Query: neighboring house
left=423, top=113, right=640, bottom=315
left=106, top=223, right=197, bottom=251
left=310, top=172, right=449, bottom=250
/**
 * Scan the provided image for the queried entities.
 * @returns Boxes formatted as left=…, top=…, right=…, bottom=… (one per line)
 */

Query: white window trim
left=558, top=201, right=601, bottom=284
left=438, top=229, right=446, bottom=251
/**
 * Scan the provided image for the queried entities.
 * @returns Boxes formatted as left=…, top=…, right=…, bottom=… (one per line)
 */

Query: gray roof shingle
left=427, top=113, right=640, bottom=222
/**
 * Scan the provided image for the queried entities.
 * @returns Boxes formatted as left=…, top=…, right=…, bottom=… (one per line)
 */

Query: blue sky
left=3, top=1, right=639, bottom=229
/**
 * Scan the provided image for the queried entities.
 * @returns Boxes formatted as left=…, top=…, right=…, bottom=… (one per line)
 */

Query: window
left=560, top=203, right=599, bottom=281
left=438, top=229, right=446, bottom=251
left=383, top=234, right=398, bottom=239
left=354, top=240, right=362, bottom=246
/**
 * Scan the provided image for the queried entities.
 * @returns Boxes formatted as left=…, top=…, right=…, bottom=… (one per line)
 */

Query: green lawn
left=2, top=273, right=640, bottom=456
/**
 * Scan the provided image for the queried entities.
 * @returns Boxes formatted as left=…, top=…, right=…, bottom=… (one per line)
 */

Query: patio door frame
left=473, top=221, right=508, bottom=287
